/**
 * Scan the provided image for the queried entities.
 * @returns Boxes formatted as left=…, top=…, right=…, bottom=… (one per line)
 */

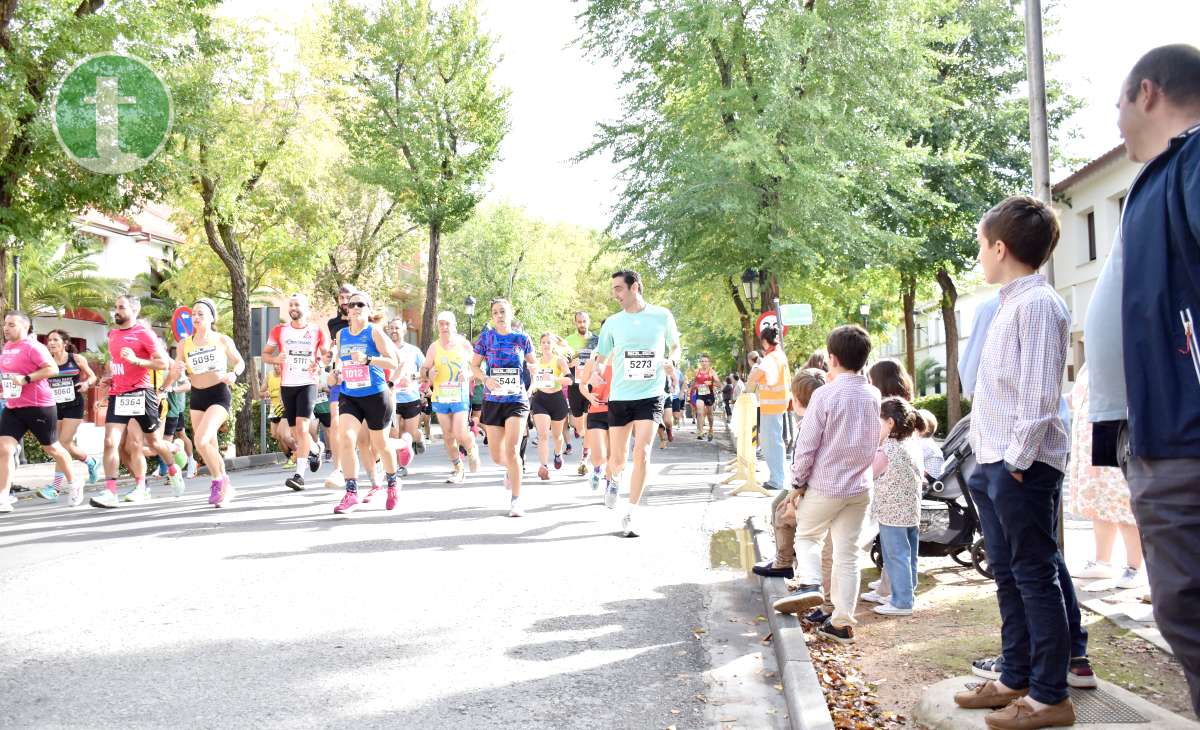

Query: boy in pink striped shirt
left=771, top=325, right=880, bottom=645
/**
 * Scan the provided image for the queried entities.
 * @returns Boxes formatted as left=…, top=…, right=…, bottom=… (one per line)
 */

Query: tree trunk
left=419, top=221, right=442, bottom=350
left=902, top=273, right=916, bottom=379
left=227, top=264, right=256, bottom=458
left=935, top=268, right=961, bottom=427
left=727, top=275, right=753, bottom=371
left=0, top=246, right=7, bottom=313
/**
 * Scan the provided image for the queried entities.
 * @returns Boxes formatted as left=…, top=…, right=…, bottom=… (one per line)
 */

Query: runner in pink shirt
left=90, top=295, right=182, bottom=509
left=0, top=311, right=81, bottom=512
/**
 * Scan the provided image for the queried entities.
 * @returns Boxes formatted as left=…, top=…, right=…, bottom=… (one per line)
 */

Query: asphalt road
left=0, top=429, right=787, bottom=729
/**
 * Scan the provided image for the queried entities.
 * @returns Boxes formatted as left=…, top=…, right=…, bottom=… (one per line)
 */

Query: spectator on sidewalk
left=952, top=196, right=1075, bottom=728
left=803, top=349, right=829, bottom=372
left=770, top=325, right=880, bottom=646
left=917, top=409, right=943, bottom=479
left=959, top=278, right=1094, bottom=695
left=747, top=326, right=790, bottom=490
left=1067, top=365, right=1144, bottom=592
left=1091, top=43, right=1200, bottom=715
left=869, top=397, right=927, bottom=617
left=753, top=368, right=827, bottom=580
left=860, top=358, right=916, bottom=606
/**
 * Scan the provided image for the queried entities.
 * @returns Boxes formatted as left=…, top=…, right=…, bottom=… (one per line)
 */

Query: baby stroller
left=870, top=414, right=992, bottom=579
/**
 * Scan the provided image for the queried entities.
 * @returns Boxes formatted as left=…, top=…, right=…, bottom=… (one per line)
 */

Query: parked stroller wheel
left=869, top=537, right=882, bottom=570
left=971, top=538, right=993, bottom=579
left=950, top=547, right=974, bottom=568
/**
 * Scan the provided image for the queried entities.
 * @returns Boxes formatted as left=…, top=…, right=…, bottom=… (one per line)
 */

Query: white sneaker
left=324, top=469, right=345, bottom=489
left=122, top=484, right=151, bottom=504
left=186, top=459, right=198, bottom=479
left=1071, top=560, right=1117, bottom=580
left=860, top=590, right=887, bottom=604
left=89, top=490, right=120, bottom=509
left=0, top=500, right=13, bottom=513
left=621, top=510, right=639, bottom=537
left=509, top=497, right=525, bottom=517
left=67, top=476, right=85, bottom=507
left=169, top=472, right=186, bottom=498
left=868, top=579, right=881, bottom=590
left=872, top=602, right=913, bottom=616
left=2, top=492, right=17, bottom=506
left=1115, top=567, right=1147, bottom=589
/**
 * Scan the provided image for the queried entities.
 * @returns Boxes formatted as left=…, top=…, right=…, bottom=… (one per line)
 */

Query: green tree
left=896, top=0, right=1079, bottom=426
left=162, top=21, right=334, bottom=455
left=0, top=0, right=217, bottom=311
left=438, top=203, right=620, bottom=339
left=328, top=0, right=509, bottom=348
left=578, top=0, right=936, bottom=350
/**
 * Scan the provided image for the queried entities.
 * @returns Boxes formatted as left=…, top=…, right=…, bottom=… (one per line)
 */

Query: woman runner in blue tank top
left=470, top=298, right=537, bottom=517
left=330, top=291, right=399, bottom=515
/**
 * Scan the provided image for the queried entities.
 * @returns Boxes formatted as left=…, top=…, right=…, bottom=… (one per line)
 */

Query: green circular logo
left=51, top=53, right=173, bottom=175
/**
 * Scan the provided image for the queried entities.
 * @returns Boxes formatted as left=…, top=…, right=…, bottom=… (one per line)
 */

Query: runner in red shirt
left=691, top=355, right=719, bottom=442
left=90, top=295, right=182, bottom=509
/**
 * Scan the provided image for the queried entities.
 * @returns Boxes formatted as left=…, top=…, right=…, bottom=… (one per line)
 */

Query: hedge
left=912, top=394, right=972, bottom=439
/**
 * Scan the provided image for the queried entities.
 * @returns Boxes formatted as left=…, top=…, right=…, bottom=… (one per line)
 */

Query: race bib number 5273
left=623, top=350, right=658, bottom=381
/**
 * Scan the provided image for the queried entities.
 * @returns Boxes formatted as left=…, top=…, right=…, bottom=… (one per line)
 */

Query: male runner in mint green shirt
left=593, top=269, right=681, bottom=537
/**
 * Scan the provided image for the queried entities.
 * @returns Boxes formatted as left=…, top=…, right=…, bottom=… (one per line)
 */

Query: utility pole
left=1025, top=0, right=1054, bottom=286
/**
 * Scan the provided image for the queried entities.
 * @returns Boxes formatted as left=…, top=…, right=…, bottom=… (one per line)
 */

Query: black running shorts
left=607, top=396, right=664, bottom=428
left=106, top=388, right=160, bottom=433
left=191, top=383, right=232, bottom=414
left=338, top=391, right=394, bottom=431
left=567, top=382, right=589, bottom=418
left=481, top=400, right=530, bottom=427
left=0, top=405, right=58, bottom=445
left=280, top=384, right=317, bottom=426
left=530, top=390, right=569, bottom=421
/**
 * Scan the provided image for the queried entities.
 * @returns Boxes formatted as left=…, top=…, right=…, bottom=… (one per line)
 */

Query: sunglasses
left=347, top=301, right=369, bottom=309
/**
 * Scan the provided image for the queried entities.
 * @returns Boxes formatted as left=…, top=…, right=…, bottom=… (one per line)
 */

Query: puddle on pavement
left=710, top=527, right=755, bottom=571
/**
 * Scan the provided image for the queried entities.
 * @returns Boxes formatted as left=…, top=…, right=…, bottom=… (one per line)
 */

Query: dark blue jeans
left=968, top=460, right=1070, bottom=705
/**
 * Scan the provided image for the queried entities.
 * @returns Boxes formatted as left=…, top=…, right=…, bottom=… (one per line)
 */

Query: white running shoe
left=186, top=459, right=198, bottom=479
left=603, top=478, right=618, bottom=509
left=0, top=500, right=13, bottom=513
left=169, top=471, right=186, bottom=498
left=509, top=497, right=525, bottom=517
left=1071, top=560, right=1117, bottom=580
left=122, top=484, right=151, bottom=504
left=872, top=602, right=913, bottom=616
left=621, top=510, right=639, bottom=537
left=868, top=579, right=881, bottom=590
left=860, top=591, right=887, bottom=605
left=89, top=491, right=120, bottom=509
left=466, top=447, right=480, bottom=473
left=324, top=469, right=345, bottom=489
left=67, top=475, right=85, bottom=507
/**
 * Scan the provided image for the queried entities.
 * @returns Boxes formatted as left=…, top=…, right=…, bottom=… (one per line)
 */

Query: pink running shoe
left=386, top=486, right=398, bottom=510
left=208, top=480, right=222, bottom=505
left=363, top=484, right=382, bottom=503
left=334, top=490, right=360, bottom=514
left=217, top=476, right=234, bottom=508
left=396, top=436, right=414, bottom=468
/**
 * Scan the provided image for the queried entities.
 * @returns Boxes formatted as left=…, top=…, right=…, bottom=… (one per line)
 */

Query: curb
left=747, top=515, right=836, bottom=730
left=10, top=452, right=285, bottom=501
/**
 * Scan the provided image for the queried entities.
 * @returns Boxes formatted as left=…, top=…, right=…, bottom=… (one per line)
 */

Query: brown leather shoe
left=985, top=697, right=1075, bottom=729
left=953, top=681, right=1029, bottom=710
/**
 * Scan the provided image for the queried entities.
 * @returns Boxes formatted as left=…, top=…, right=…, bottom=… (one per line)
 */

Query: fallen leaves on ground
left=805, top=622, right=906, bottom=729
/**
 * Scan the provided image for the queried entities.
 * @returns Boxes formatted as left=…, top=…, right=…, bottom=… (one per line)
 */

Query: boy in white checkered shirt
left=952, top=196, right=1076, bottom=730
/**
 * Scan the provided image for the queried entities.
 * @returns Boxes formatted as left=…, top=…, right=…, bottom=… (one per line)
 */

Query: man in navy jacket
left=1093, top=43, right=1200, bottom=715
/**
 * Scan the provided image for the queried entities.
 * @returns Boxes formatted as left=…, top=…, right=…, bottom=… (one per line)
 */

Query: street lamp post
left=859, top=301, right=870, bottom=329
left=740, top=268, right=760, bottom=313
left=464, top=295, right=476, bottom=341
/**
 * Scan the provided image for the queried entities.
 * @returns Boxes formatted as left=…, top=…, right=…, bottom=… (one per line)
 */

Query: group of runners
left=0, top=269, right=684, bottom=537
